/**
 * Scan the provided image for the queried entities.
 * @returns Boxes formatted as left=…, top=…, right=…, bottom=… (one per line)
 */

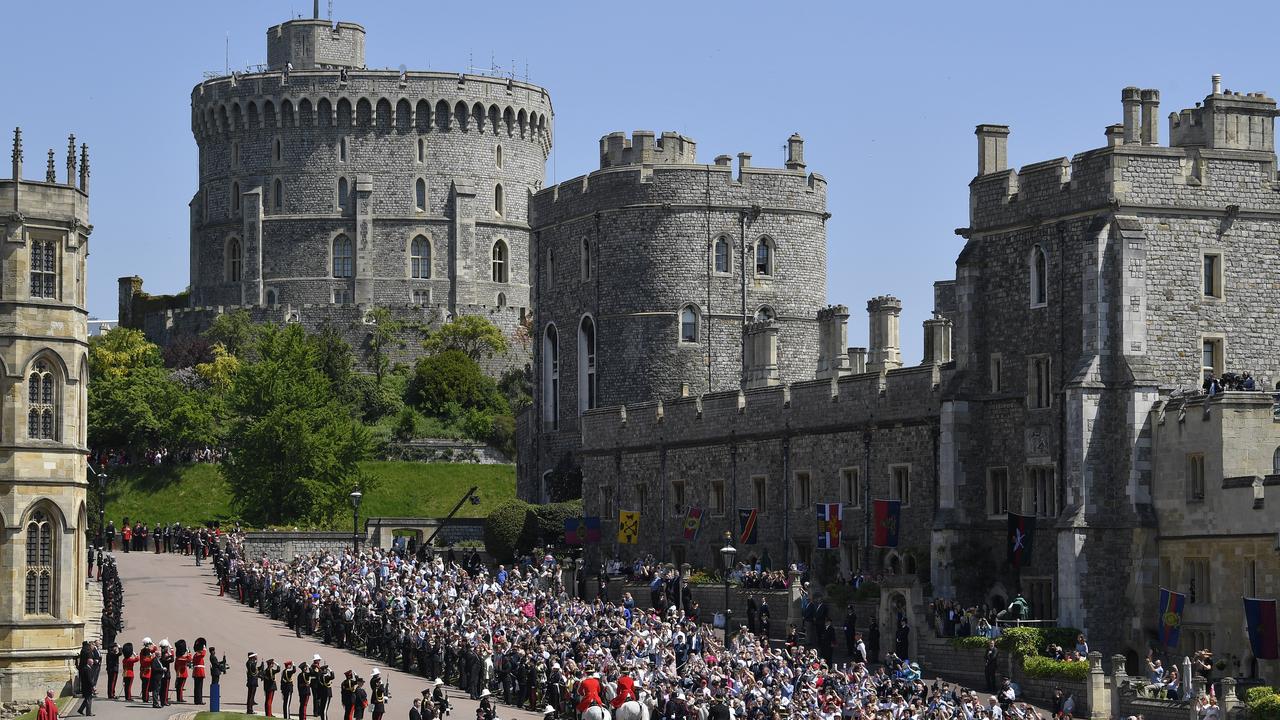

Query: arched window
left=30, top=238, right=57, bottom=299
left=1030, top=245, right=1048, bottom=307
left=265, top=289, right=277, bottom=308
left=332, top=234, right=353, bottom=278
left=28, top=360, right=57, bottom=441
left=24, top=510, right=54, bottom=615
left=231, top=141, right=241, bottom=168
left=497, top=292, right=507, bottom=308
left=543, top=325, right=559, bottom=429
left=1273, top=446, right=1280, bottom=475
left=227, top=237, right=242, bottom=282
left=492, top=240, right=508, bottom=283
left=338, top=177, right=350, bottom=211
left=273, top=178, right=283, bottom=210
left=714, top=237, right=730, bottom=274
left=579, top=316, right=597, bottom=414
left=339, top=137, right=348, bottom=162
left=494, top=184, right=504, bottom=216
left=496, top=145, right=503, bottom=168
left=411, top=235, right=431, bottom=279
left=415, top=179, right=427, bottom=212
left=581, top=238, right=592, bottom=281
left=417, top=138, right=425, bottom=163
left=232, top=181, right=241, bottom=213
left=755, top=237, right=774, bottom=276
left=755, top=305, right=775, bottom=322
left=679, top=305, right=699, bottom=343
left=273, top=138, right=282, bottom=162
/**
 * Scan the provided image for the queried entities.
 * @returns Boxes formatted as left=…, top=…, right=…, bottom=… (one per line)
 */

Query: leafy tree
left=221, top=324, right=374, bottom=525
left=423, top=316, right=507, bottom=361
left=161, top=335, right=215, bottom=368
left=194, top=344, right=241, bottom=393
left=89, top=327, right=162, bottom=380
left=204, top=310, right=258, bottom=359
left=498, top=365, right=533, bottom=412
left=361, top=307, right=404, bottom=385
left=88, top=366, right=173, bottom=450
left=407, top=350, right=505, bottom=416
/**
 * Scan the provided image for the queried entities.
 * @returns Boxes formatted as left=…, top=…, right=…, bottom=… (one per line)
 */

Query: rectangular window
left=795, top=471, right=812, bottom=509
left=1182, top=626, right=1212, bottom=657
left=600, top=485, right=614, bottom=518
left=842, top=467, right=862, bottom=507
left=1187, top=453, right=1206, bottom=501
left=1185, top=557, right=1211, bottom=604
left=332, top=288, right=352, bottom=305
left=1201, top=337, right=1224, bottom=379
left=752, top=476, right=767, bottom=512
left=710, top=480, right=725, bottom=516
left=891, top=465, right=911, bottom=506
left=635, top=483, right=648, bottom=512
left=29, top=239, right=57, bottom=299
left=990, top=354, right=1003, bottom=393
left=987, top=467, right=1009, bottom=516
left=1026, top=466, right=1057, bottom=518
left=1029, top=356, right=1051, bottom=409
left=412, top=289, right=429, bottom=305
left=1203, top=252, right=1223, bottom=298
left=1024, top=577, right=1056, bottom=620
left=671, top=480, right=686, bottom=518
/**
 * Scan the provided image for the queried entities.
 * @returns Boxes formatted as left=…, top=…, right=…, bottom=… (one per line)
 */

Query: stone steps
left=84, top=579, right=104, bottom=641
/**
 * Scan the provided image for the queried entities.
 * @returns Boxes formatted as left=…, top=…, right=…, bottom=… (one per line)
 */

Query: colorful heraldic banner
left=682, top=507, right=704, bottom=542
left=1244, top=597, right=1279, bottom=660
left=1157, top=587, right=1186, bottom=649
left=617, top=510, right=640, bottom=545
left=738, top=508, right=759, bottom=545
left=563, top=516, right=602, bottom=545
left=816, top=503, right=843, bottom=549
left=1006, top=512, right=1035, bottom=569
left=872, top=499, right=900, bottom=548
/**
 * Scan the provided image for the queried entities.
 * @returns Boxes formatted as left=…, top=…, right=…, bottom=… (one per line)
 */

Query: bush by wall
left=1022, top=655, right=1088, bottom=681
left=1248, top=687, right=1280, bottom=720
left=483, top=500, right=535, bottom=562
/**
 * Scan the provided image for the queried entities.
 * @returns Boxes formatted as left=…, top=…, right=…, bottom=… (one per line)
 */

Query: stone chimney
left=785, top=133, right=806, bottom=171
left=867, top=295, right=903, bottom=374
left=922, top=314, right=953, bottom=365
left=848, top=347, right=867, bottom=375
left=1141, top=89, right=1160, bottom=146
left=1122, top=87, right=1142, bottom=144
left=1105, top=124, right=1124, bottom=147
left=742, top=321, right=780, bottom=389
left=1212, top=73, right=1222, bottom=96
left=975, top=124, right=1009, bottom=175
left=714, top=155, right=732, bottom=167
left=816, top=305, right=851, bottom=380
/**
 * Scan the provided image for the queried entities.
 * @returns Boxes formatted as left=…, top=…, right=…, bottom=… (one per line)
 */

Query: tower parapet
left=599, top=131, right=696, bottom=168
left=266, top=19, right=366, bottom=71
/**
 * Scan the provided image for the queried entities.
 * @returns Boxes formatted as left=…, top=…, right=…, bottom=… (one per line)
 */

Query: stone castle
left=527, top=76, right=1280, bottom=680
left=120, top=13, right=552, bottom=371
left=0, top=129, right=93, bottom=700
left=93, top=6, right=1280, bottom=685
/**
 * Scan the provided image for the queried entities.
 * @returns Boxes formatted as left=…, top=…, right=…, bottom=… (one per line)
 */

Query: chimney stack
left=1122, top=87, right=1142, bottom=144
left=785, top=133, right=806, bottom=171
left=1212, top=74, right=1222, bottom=95
left=866, top=295, right=903, bottom=374
left=1141, top=89, right=1161, bottom=146
left=1105, top=124, right=1125, bottom=147
left=975, top=124, right=1010, bottom=175
left=816, top=305, right=851, bottom=380
left=923, top=314, right=954, bottom=365
left=742, top=321, right=780, bottom=389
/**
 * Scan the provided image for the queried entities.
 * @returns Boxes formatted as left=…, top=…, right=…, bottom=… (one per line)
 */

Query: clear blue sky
left=2, top=0, right=1272, bottom=360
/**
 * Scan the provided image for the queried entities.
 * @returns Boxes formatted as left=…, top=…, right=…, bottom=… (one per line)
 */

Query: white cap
left=433, top=678, right=444, bottom=686
left=143, top=637, right=152, bottom=645
left=371, top=668, right=380, bottom=676
left=313, top=654, right=323, bottom=662
left=480, top=689, right=491, bottom=698
left=161, top=639, right=170, bottom=647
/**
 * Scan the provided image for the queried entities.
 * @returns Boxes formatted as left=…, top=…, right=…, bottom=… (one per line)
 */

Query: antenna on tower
left=225, top=32, right=229, bottom=76
left=313, top=0, right=320, bottom=19
left=328, top=0, right=334, bottom=21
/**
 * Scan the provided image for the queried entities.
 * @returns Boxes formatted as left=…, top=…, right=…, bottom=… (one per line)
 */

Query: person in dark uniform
left=820, top=618, right=837, bottom=664
left=74, top=640, right=98, bottom=717
left=209, top=646, right=228, bottom=711
left=431, top=678, right=450, bottom=718
left=105, top=641, right=120, bottom=700
left=867, top=619, right=881, bottom=664
left=262, top=658, right=279, bottom=717
left=295, top=659, right=312, bottom=720
left=245, top=652, right=260, bottom=716
left=759, top=598, right=771, bottom=638
left=985, top=640, right=999, bottom=692
left=281, top=660, right=297, bottom=719
left=352, top=676, right=369, bottom=720
left=314, top=658, right=335, bottom=720
left=707, top=692, right=731, bottom=720
left=844, top=605, right=858, bottom=658
left=340, top=670, right=356, bottom=720
left=150, top=642, right=167, bottom=708
left=895, top=618, right=911, bottom=660
left=105, top=520, right=116, bottom=552
left=370, top=669, right=388, bottom=720
left=746, top=596, right=758, bottom=634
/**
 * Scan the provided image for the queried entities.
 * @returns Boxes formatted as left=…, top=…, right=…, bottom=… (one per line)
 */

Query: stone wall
left=914, top=637, right=1089, bottom=714
left=380, top=440, right=511, bottom=464
left=242, top=531, right=354, bottom=560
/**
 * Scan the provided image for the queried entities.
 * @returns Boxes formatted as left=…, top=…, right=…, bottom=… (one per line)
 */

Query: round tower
left=522, top=131, right=828, bottom=500
left=186, top=16, right=552, bottom=368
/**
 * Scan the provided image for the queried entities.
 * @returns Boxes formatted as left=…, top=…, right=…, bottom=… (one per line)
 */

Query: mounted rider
left=610, top=669, right=637, bottom=710
left=575, top=668, right=606, bottom=715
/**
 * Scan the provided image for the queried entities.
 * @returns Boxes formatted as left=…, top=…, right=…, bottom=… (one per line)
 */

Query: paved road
left=73, top=550, right=543, bottom=720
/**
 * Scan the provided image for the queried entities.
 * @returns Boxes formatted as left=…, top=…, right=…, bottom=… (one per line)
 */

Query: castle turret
left=975, top=124, right=1009, bottom=175
left=1169, top=74, right=1276, bottom=152
left=1140, top=89, right=1160, bottom=145
left=1122, top=86, right=1142, bottom=144
left=785, top=133, right=805, bottom=171
left=816, top=304, right=851, bottom=380
left=867, top=295, right=902, bottom=374
left=266, top=18, right=366, bottom=71
left=922, top=314, right=953, bottom=366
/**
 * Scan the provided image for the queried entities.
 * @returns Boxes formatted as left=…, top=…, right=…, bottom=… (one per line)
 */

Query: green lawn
left=102, top=461, right=515, bottom=528
left=13, top=695, right=75, bottom=720
left=194, top=713, right=254, bottom=719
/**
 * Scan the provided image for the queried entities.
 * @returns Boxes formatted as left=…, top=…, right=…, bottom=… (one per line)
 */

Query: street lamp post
left=349, top=490, right=363, bottom=554
left=720, top=531, right=738, bottom=643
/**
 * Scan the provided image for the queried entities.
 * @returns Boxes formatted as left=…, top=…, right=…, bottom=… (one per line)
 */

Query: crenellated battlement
left=599, top=131, right=696, bottom=168
left=581, top=363, right=946, bottom=451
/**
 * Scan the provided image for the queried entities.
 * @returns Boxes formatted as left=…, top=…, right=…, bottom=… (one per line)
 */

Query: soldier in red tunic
left=121, top=643, right=138, bottom=701
left=192, top=638, right=209, bottom=705
left=575, top=669, right=605, bottom=716
left=175, top=639, right=192, bottom=703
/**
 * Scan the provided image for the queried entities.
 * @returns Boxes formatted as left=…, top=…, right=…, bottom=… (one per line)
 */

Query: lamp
left=720, top=530, right=738, bottom=642
left=349, top=490, right=363, bottom=553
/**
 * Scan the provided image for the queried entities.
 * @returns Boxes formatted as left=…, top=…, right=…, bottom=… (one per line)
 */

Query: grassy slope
left=103, top=461, right=514, bottom=528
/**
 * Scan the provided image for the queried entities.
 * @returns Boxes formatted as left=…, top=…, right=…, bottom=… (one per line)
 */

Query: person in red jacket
left=139, top=639, right=153, bottom=702
left=610, top=671, right=636, bottom=709
left=575, top=670, right=605, bottom=715
left=122, top=643, right=138, bottom=701
left=36, top=690, right=59, bottom=720
left=192, top=637, right=209, bottom=705
left=175, top=639, right=192, bottom=703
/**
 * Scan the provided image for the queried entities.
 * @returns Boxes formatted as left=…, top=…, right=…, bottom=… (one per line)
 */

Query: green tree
left=361, top=307, right=404, bottom=385
left=204, top=310, right=258, bottom=359
left=88, top=365, right=173, bottom=451
left=498, top=365, right=533, bottom=411
left=221, top=324, right=375, bottom=525
left=407, top=350, right=504, bottom=416
left=89, top=327, right=162, bottom=380
left=423, top=316, right=507, bottom=361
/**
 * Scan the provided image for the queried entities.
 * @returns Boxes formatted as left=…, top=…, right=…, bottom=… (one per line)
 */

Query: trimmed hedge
left=1022, top=655, right=1088, bottom=681
left=1248, top=687, right=1280, bottom=720
left=951, top=635, right=992, bottom=650
left=996, top=626, right=1082, bottom=659
left=482, top=498, right=585, bottom=562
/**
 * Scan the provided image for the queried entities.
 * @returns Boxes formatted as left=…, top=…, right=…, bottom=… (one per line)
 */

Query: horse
left=612, top=690, right=650, bottom=720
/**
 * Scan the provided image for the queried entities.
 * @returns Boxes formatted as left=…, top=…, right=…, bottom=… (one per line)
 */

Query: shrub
left=530, top=500, right=584, bottom=547
left=460, top=408, right=495, bottom=442
left=1249, top=687, right=1277, bottom=704
left=1248, top=688, right=1280, bottom=720
left=950, top=636, right=992, bottom=650
left=362, top=377, right=404, bottom=420
left=392, top=407, right=420, bottom=441
left=489, top=413, right=516, bottom=457
left=407, top=350, right=504, bottom=416
left=483, top=500, right=535, bottom=562
left=997, top=627, right=1042, bottom=658
left=1022, top=655, right=1089, bottom=681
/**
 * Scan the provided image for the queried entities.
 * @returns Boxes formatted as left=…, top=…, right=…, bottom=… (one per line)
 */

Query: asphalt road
left=73, top=549, right=544, bottom=720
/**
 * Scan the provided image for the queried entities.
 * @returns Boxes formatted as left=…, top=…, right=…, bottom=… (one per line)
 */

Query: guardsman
left=575, top=668, right=605, bottom=716
left=296, top=658, right=312, bottom=720
left=139, top=638, right=153, bottom=702
left=263, top=658, right=280, bottom=717
left=246, top=652, right=260, bottom=716
left=175, top=639, right=191, bottom=703
left=370, top=668, right=388, bottom=720
left=352, top=676, right=369, bottom=720
left=121, top=642, right=137, bottom=701
left=281, top=659, right=297, bottom=719
left=340, top=669, right=356, bottom=720
left=192, top=637, right=209, bottom=705
left=610, top=668, right=637, bottom=710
